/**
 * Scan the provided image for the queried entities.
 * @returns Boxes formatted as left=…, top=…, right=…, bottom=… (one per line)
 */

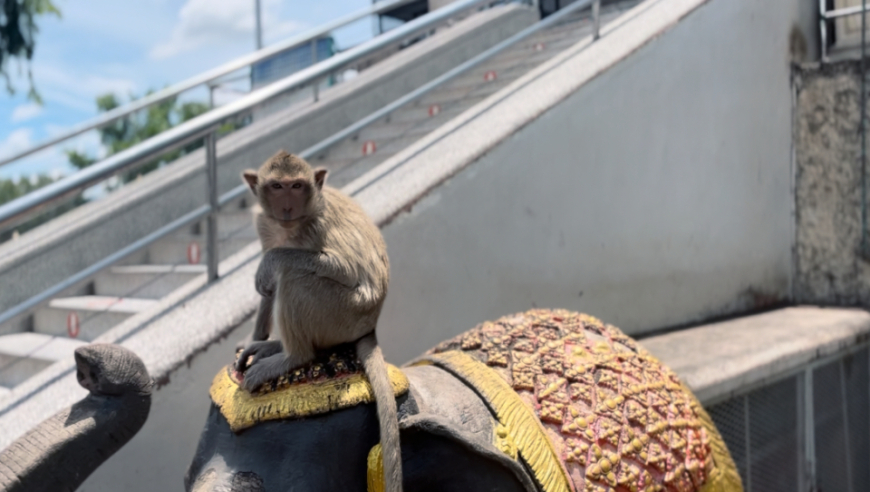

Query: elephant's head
left=186, top=309, right=744, bottom=492
left=0, top=343, right=152, bottom=492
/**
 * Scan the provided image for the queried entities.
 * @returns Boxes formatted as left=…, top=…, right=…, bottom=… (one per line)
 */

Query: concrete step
left=148, top=236, right=254, bottom=265
left=187, top=212, right=257, bottom=239
left=0, top=333, right=87, bottom=387
left=33, top=296, right=158, bottom=342
left=94, top=264, right=206, bottom=299
left=323, top=134, right=428, bottom=188
left=329, top=106, right=469, bottom=152
left=97, top=211, right=256, bottom=267
left=311, top=8, right=626, bottom=178
left=385, top=95, right=489, bottom=125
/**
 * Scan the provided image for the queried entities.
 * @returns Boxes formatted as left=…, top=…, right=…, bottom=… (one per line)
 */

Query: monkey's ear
left=242, top=170, right=259, bottom=193
left=314, top=168, right=328, bottom=190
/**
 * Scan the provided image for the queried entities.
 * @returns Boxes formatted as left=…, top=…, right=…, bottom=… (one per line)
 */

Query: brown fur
left=237, top=150, right=402, bottom=492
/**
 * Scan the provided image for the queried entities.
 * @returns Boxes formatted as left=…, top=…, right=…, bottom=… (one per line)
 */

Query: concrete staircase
left=317, top=0, right=641, bottom=188
left=0, top=0, right=641, bottom=395
left=0, top=198, right=256, bottom=391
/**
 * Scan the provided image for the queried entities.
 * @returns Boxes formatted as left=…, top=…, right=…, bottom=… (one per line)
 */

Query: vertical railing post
left=820, top=0, right=828, bottom=63
left=311, top=38, right=320, bottom=103
left=592, top=0, right=601, bottom=41
left=862, top=0, right=868, bottom=257
left=804, top=368, right=816, bottom=492
left=205, top=131, right=219, bottom=282
left=839, top=360, right=855, bottom=492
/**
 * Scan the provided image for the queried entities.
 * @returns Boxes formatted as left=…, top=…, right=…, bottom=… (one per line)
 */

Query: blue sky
left=0, top=0, right=375, bottom=182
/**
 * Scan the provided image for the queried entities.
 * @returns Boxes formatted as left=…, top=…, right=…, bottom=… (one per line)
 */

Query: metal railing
left=0, top=0, right=604, bottom=327
left=0, top=0, right=495, bottom=233
left=820, top=0, right=870, bottom=62
left=0, top=0, right=420, bottom=169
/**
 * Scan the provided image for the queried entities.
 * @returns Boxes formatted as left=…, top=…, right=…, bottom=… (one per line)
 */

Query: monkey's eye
left=291, top=183, right=303, bottom=189
left=270, top=183, right=282, bottom=190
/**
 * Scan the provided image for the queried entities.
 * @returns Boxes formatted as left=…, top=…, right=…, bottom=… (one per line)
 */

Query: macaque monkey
left=237, top=150, right=402, bottom=492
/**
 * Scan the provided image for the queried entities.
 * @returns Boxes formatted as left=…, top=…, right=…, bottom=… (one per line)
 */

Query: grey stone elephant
left=0, top=344, right=152, bottom=492
left=186, top=309, right=743, bottom=492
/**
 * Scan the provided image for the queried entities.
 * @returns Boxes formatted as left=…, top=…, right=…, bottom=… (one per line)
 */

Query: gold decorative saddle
left=415, top=309, right=743, bottom=492
left=210, top=343, right=409, bottom=432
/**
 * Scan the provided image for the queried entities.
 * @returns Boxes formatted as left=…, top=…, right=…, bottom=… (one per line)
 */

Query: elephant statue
left=187, top=309, right=743, bottom=492
left=0, top=344, right=152, bottom=492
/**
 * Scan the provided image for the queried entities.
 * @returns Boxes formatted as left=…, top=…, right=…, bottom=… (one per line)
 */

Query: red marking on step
left=534, top=42, right=545, bottom=51
left=484, top=71, right=497, bottom=82
left=428, top=104, right=441, bottom=117
left=67, top=312, right=80, bottom=338
left=187, top=241, right=201, bottom=265
left=86, top=297, right=121, bottom=309
left=362, top=141, right=377, bottom=156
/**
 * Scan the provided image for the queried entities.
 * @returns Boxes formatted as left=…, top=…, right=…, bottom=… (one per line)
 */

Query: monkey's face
left=263, top=178, right=312, bottom=224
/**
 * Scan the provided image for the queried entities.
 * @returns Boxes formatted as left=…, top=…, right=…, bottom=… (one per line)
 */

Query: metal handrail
left=820, top=1, right=870, bottom=61
left=0, top=0, right=419, bottom=168
left=0, top=0, right=606, bottom=328
left=0, top=0, right=493, bottom=232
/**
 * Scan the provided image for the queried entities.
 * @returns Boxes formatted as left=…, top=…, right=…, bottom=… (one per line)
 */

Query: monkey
left=236, top=150, right=402, bottom=492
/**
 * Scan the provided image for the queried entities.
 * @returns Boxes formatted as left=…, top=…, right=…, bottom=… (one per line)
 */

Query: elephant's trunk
left=0, top=343, right=152, bottom=492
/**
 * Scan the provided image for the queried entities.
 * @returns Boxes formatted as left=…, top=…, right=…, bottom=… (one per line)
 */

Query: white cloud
left=0, top=129, right=34, bottom=160
left=151, top=0, right=305, bottom=59
left=11, top=104, right=44, bottom=123
left=0, top=128, right=75, bottom=182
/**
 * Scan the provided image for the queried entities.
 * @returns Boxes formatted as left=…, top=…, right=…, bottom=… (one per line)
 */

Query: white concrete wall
left=374, top=0, right=802, bottom=364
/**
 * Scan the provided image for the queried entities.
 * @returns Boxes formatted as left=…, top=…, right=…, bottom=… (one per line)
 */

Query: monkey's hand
left=235, top=340, right=284, bottom=373
left=240, top=352, right=293, bottom=392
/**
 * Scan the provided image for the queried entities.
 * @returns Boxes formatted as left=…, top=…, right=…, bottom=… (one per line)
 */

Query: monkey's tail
left=357, top=333, right=403, bottom=492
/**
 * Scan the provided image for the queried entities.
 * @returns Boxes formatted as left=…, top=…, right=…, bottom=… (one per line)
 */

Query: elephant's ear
left=392, top=414, right=537, bottom=492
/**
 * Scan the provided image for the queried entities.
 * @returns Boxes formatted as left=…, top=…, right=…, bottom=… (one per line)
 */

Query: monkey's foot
left=241, top=353, right=294, bottom=392
left=235, top=340, right=283, bottom=373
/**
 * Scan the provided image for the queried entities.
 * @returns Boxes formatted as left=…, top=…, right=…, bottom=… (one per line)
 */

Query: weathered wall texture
left=793, top=61, right=870, bottom=305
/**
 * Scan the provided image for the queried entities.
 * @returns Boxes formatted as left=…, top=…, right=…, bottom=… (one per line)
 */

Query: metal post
left=839, top=361, right=855, bottom=492
left=804, top=368, right=816, bottom=492
left=255, top=0, right=263, bottom=50
left=592, top=0, right=601, bottom=41
left=862, top=0, right=868, bottom=257
left=208, top=84, right=216, bottom=109
left=205, top=131, right=219, bottom=282
left=820, top=0, right=828, bottom=62
left=744, top=395, right=752, bottom=492
left=313, top=80, right=320, bottom=102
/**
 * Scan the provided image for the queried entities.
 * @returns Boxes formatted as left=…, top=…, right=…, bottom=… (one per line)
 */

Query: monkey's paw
left=235, top=340, right=284, bottom=373
left=241, top=353, right=292, bottom=392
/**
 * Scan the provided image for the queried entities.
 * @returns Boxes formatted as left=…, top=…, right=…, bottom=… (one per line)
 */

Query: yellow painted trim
left=367, top=443, right=385, bottom=492
left=416, top=351, right=573, bottom=492
left=683, top=384, right=744, bottom=492
left=209, top=364, right=409, bottom=432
